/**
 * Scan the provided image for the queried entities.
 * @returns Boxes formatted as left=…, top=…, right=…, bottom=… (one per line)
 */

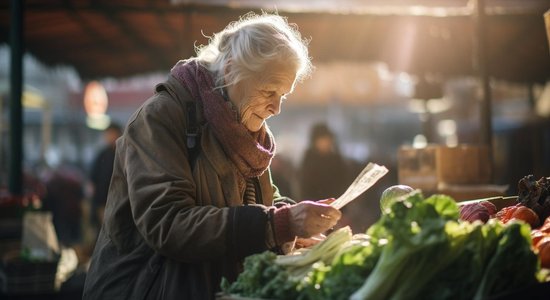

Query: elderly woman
left=82, top=13, right=341, bottom=300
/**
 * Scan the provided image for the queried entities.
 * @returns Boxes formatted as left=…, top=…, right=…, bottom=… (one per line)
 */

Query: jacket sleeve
left=123, top=92, right=268, bottom=262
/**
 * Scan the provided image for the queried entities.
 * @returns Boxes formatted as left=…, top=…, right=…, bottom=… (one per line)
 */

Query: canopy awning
left=0, top=0, right=548, bottom=82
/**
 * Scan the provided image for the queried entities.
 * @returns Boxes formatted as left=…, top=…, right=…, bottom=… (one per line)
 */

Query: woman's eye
left=263, top=91, right=276, bottom=98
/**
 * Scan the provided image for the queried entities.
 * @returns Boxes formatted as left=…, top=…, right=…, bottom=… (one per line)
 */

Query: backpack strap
left=185, top=100, right=201, bottom=169
left=155, top=81, right=202, bottom=168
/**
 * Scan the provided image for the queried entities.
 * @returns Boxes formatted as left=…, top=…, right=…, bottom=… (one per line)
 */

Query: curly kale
left=221, top=251, right=300, bottom=299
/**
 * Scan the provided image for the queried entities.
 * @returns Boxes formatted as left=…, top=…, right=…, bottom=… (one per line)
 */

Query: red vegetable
left=537, top=237, right=550, bottom=268
left=460, top=203, right=490, bottom=223
left=540, top=216, right=550, bottom=233
left=479, top=201, right=497, bottom=216
left=495, top=205, right=520, bottom=223
left=511, top=206, right=540, bottom=228
left=531, top=229, right=547, bottom=247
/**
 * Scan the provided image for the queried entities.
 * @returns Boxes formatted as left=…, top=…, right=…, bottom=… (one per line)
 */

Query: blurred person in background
left=89, top=123, right=122, bottom=234
left=299, top=122, right=351, bottom=201
left=269, top=154, right=296, bottom=198
left=83, top=12, right=341, bottom=300
left=42, top=162, right=85, bottom=246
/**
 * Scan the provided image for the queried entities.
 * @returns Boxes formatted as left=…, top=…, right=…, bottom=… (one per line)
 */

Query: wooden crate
left=398, top=144, right=492, bottom=192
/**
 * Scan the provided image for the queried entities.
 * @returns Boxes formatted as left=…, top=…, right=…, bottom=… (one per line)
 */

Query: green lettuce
left=220, top=251, right=301, bottom=299
left=350, top=192, right=539, bottom=300
left=350, top=193, right=460, bottom=300
left=301, top=235, right=383, bottom=300
left=473, top=220, right=539, bottom=299
left=223, top=191, right=540, bottom=300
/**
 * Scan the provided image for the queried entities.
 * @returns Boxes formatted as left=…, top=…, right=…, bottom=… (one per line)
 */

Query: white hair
left=195, top=12, right=313, bottom=89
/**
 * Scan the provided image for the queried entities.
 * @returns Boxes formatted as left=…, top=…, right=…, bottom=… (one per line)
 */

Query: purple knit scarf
left=171, top=60, right=275, bottom=178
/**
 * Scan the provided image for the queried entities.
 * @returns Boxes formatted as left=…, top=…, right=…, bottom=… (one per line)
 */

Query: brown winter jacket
left=82, top=75, right=291, bottom=300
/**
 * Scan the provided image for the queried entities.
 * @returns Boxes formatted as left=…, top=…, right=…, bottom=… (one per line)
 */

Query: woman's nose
left=271, top=97, right=282, bottom=116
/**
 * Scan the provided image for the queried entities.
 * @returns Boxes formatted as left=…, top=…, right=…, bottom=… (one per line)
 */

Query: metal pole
left=9, top=0, right=24, bottom=195
left=474, top=0, right=493, bottom=182
left=527, top=83, right=535, bottom=110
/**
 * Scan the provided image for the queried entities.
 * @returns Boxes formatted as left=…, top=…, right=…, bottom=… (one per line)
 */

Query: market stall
left=0, top=1, right=549, bottom=299
left=219, top=175, right=550, bottom=299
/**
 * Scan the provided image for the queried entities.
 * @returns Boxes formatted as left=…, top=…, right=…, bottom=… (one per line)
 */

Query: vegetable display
left=275, top=226, right=353, bottom=280
left=531, top=216, right=550, bottom=268
left=221, top=226, right=353, bottom=299
left=517, top=175, right=550, bottom=221
left=459, top=202, right=493, bottom=223
left=220, top=251, right=301, bottom=299
left=496, top=204, right=540, bottom=228
left=221, top=191, right=543, bottom=300
left=379, top=184, right=414, bottom=213
left=538, top=238, right=550, bottom=268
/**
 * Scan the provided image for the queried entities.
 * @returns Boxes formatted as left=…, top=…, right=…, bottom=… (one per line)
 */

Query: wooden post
left=9, top=0, right=24, bottom=195
left=474, top=0, right=493, bottom=182
left=545, top=10, right=550, bottom=52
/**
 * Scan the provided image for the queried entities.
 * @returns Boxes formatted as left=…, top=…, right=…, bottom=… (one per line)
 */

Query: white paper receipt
left=331, top=162, right=388, bottom=210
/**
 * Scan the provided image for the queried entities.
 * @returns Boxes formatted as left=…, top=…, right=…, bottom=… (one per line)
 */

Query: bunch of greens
left=275, top=226, right=353, bottom=281
left=222, top=191, right=540, bottom=300
left=220, top=251, right=301, bottom=300
left=300, top=234, right=384, bottom=300
left=350, top=192, right=460, bottom=300
left=412, top=219, right=539, bottom=300
left=350, top=192, right=540, bottom=300
left=473, top=220, right=539, bottom=299
left=221, top=227, right=353, bottom=299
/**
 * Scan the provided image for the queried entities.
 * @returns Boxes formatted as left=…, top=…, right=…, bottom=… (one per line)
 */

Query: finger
left=317, top=198, right=336, bottom=205
left=296, top=237, right=321, bottom=248
left=311, top=233, right=326, bottom=241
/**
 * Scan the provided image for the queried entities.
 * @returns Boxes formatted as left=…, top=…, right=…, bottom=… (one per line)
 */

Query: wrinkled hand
left=288, top=199, right=341, bottom=238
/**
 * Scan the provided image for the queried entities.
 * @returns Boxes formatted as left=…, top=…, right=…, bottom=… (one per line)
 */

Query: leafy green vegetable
left=301, top=235, right=384, bottom=300
left=351, top=193, right=460, bottom=300
left=221, top=251, right=301, bottom=299
left=223, top=191, right=541, bottom=300
left=473, top=220, right=539, bottom=300
left=222, top=227, right=352, bottom=299
left=415, top=221, right=501, bottom=300
left=350, top=192, right=539, bottom=300
left=276, top=226, right=353, bottom=281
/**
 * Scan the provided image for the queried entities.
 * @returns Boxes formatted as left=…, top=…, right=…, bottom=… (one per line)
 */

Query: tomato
left=511, top=206, right=540, bottom=228
left=541, top=216, right=550, bottom=232
left=537, top=237, right=550, bottom=268
left=531, top=230, right=548, bottom=247
left=496, top=205, right=518, bottom=223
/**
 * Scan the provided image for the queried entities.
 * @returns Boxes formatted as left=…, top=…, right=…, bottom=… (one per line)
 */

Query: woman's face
left=226, top=63, right=297, bottom=132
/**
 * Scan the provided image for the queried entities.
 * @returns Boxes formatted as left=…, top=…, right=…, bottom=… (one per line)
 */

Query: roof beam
left=7, top=1, right=549, bottom=17
left=156, top=11, right=184, bottom=55
left=92, top=2, right=173, bottom=72
left=58, top=0, right=125, bottom=78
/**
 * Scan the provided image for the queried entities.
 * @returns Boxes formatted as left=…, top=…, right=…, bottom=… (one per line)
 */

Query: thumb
left=316, top=198, right=336, bottom=205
